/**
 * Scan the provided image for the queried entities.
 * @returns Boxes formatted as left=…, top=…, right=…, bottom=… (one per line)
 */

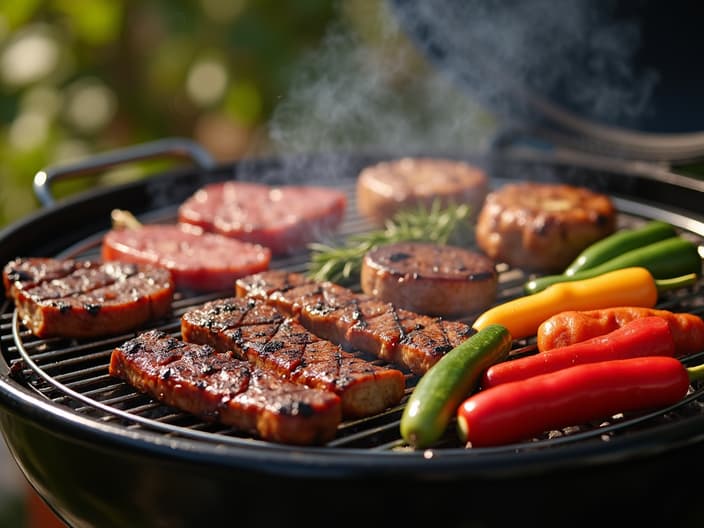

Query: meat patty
left=102, top=223, right=271, bottom=292
left=178, top=181, right=347, bottom=255
left=109, top=330, right=341, bottom=445
left=3, top=258, right=174, bottom=338
left=181, top=297, right=405, bottom=417
left=475, top=182, right=616, bottom=272
left=236, top=270, right=474, bottom=375
left=360, top=242, right=498, bottom=318
left=356, top=157, right=488, bottom=225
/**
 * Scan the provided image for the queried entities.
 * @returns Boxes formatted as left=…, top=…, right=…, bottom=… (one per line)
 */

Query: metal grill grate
left=1, top=179, right=704, bottom=455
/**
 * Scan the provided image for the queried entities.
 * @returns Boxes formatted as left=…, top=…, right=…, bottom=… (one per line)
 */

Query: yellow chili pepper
left=472, top=267, right=697, bottom=341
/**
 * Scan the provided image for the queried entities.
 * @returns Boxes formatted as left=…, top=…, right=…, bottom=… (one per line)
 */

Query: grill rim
left=1, top=147, right=704, bottom=480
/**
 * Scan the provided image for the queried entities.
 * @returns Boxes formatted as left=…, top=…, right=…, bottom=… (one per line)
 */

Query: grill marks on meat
left=236, top=270, right=474, bottom=375
left=109, top=330, right=341, bottom=445
left=3, top=258, right=174, bottom=338
left=181, top=297, right=406, bottom=417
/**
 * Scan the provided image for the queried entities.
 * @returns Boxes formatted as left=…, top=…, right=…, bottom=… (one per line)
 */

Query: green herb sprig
left=307, top=200, right=474, bottom=286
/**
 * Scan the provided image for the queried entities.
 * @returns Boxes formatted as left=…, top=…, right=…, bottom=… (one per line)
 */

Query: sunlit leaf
left=52, top=0, right=123, bottom=45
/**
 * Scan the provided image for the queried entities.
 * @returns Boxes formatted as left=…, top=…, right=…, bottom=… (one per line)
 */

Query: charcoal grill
left=1, top=136, right=703, bottom=527
left=4, top=2, right=704, bottom=524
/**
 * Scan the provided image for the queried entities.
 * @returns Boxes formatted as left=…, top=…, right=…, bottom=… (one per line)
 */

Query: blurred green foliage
left=0, top=0, right=338, bottom=227
left=0, top=0, right=499, bottom=231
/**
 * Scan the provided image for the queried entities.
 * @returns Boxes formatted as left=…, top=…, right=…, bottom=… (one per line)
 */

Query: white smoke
left=266, top=0, right=657, bottom=158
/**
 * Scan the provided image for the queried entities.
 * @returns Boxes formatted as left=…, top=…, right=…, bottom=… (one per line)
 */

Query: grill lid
left=389, top=0, right=704, bottom=161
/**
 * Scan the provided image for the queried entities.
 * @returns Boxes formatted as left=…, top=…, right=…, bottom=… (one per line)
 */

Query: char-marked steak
left=3, top=258, right=174, bottom=338
left=109, top=329, right=341, bottom=445
left=181, top=297, right=406, bottom=417
left=236, top=270, right=474, bottom=375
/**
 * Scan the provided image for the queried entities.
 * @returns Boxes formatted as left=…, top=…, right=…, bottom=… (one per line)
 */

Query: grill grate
left=1, top=179, right=704, bottom=454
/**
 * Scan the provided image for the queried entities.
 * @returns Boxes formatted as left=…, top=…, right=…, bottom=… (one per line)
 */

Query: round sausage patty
left=475, top=182, right=616, bottom=273
left=360, top=242, right=498, bottom=318
left=356, top=157, right=488, bottom=225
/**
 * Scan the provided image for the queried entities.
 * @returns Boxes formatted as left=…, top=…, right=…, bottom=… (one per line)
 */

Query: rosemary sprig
left=307, top=200, right=474, bottom=285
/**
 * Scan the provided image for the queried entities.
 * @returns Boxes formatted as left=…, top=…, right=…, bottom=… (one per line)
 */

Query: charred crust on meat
left=83, top=302, right=102, bottom=315
left=230, top=328, right=244, bottom=347
left=160, top=368, right=172, bottom=380
left=6, top=269, right=31, bottom=282
left=53, top=301, right=71, bottom=314
left=433, top=344, right=453, bottom=355
left=201, top=364, right=217, bottom=375
left=119, top=339, right=145, bottom=355
left=262, top=340, right=285, bottom=355
left=307, top=300, right=334, bottom=316
left=350, top=300, right=366, bottom=326
left=388, top=252, right=411, bottom=263
left=279, top=401, right=315, bottom=418
left=392, top=308, right=407, bottom=340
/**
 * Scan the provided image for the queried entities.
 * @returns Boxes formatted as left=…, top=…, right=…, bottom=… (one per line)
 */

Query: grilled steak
left=360, top=242, right=498, bottom=318
left=109, top=329, right=341, bottom=445
left=236, top=270, right=474, bottom=375
left=102, top=223, right=272, bottom=292
left=181, top=297, right=406, bottom=417
left=3, top=258, right=174, bottom=338
left=178, top=181, right=347, bottom=255
left=475, top=182, right=616, bottom=273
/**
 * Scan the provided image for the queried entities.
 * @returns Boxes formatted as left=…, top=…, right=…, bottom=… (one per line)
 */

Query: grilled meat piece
left=181, top=297, right=406, bottom=417
left=3, top=258, right=174, bottom=338
left=178, top=181, right=347, bottom=255
left=3, top=257, right=88, bottom=299
left=475, top=182, right=616, bottom=273
left=356, top=157, right=488, bottom=226
left=109, top=329, right=342, bottom=445
left=236, top=270, right=474, bottom=375
left=102, top=223, right=271, bottom=292
left=360, top=242, right=498, bottom=318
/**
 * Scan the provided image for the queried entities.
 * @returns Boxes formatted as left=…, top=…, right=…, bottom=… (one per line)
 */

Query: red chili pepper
left=481, top=316, right=675, bottom=389
left=536, top=307, right=704, bottom=356
left=457, top=356, right=692, bottom=447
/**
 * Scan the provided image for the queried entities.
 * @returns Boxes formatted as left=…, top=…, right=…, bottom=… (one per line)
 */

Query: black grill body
left=1, top=148, right=703, bottom=527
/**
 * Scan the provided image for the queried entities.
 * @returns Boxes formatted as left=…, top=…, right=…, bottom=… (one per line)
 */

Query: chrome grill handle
left=32, top=137, right=216, bottom=208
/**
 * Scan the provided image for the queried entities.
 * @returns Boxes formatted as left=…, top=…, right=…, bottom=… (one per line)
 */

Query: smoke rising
left=266, top=0, right=658, bottom=159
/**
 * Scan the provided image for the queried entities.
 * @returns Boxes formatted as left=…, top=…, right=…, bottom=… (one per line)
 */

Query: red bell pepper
left=458, top=355, right=695, bottom=447
left=481, top=316, right=675, bottom=389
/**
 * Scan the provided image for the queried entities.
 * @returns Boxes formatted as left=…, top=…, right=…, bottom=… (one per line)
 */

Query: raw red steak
left=177, top=181, right=347, bottom=255
left=102, top=224, right=271, bottom=292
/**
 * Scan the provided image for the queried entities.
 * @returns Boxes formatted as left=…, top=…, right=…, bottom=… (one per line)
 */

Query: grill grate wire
left=1, top=180, right=704, bottom=454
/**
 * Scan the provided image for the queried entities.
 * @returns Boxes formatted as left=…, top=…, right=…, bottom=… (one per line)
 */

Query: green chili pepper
left=524, top=237, right=702, bottom=295
left=564, top=220, right=678, bottom=276
left=400, top=324, right=512, bottom=449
